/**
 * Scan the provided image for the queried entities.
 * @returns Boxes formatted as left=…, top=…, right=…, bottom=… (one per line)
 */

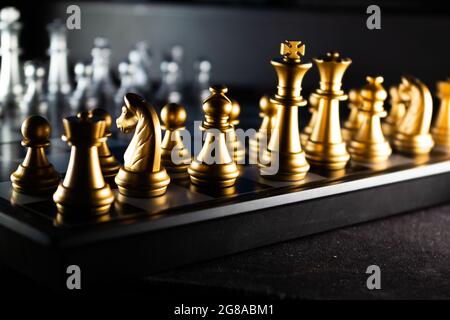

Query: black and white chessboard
left=1, top=135, right=450, bottom=290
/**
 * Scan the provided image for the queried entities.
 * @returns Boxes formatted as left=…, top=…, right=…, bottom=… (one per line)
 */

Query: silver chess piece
left=45, top=20, right=72, bottom=136
left=128, top=48, right=151, bottom=96
left=155, top=45, right=185, bottom=106
left=193, top=58, right=212, bottom=103
left=47, top=19, right=71, bottom=97
left=135, top=41, right=152, bottom=77
left=115, top=61, right=140, bottom=108
left=20, top=61, right=48, bottom=117
left=70, top=62, right=94, bottom=113
left=0, top=7, right=23, bottom=116
left=90, top=37, right=117, bottom=115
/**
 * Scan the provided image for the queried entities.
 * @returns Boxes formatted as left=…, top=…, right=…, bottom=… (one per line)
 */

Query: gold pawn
left=90, top=108, right=120, bottom=182
left=382, top=85, right=407, bottom=138
left=188, top=85, right=239, bottom=188
left=431, top=79, right=450, bottom=152
left=300, top=94, right=319, bottom=146
left=260, top=40, right=312, bottom=181
left=160, top=102, right=191, bottom=175
left=53, top=112, right=114, bottom=219
left=249, top=95, right=278, bottom=164
left=10, top=116, right=60, bottom=195
left=342, top=89, right=363, bottom=141
left=348, top=76, right=392, bottom=164
left=226, top=99, right=245, bottom=163
left=304, top=52, right=351, bottom=170
left=393, top=76, right=434, bottom=155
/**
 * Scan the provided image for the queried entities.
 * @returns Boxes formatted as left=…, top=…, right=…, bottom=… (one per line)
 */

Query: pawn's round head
left=202, top=85, right=232, bottom=130
left=259, top=95, right=277, bottom=117
left=348, top=89, right=363, bottom=106
left=161, top=103, right=187, bottom=130
left=21, top=115, right=51, bottom=145
left=229, top=99, right=240, bottom=125
left=361, top=76, right=387, bottom=102
left=91, top=108, right=112, bottom=132
left=203, top=86, right=232, bottom=115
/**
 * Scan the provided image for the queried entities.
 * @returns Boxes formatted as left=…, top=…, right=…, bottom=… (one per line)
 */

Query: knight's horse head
left=116, top=93, right=143, bottom=134
left=116, top=93, right=162, bottom=172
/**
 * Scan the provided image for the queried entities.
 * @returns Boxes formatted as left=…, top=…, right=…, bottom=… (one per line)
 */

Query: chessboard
left=1, top=134, right=450, bottom=289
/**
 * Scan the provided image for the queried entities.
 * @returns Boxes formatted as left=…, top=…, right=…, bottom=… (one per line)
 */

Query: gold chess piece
left=431, top=79, right=450, bottom=152
left=382, top=85, right=408, bottom=138
left=226, top=98, right=245, bottom=163
left=348, top=76, right=392, bottom=164
left=342, top=89, right=363, bottom=141
left=304, top=52, right=351, bottom=170
left=188, top=85, right=239, bottom=188
left=393, top=76, right=434, bottom=155
left=160, top=102, right=191, bottom=175
left=300, top=94, right=319, bottom=146
left=53, top=112, right=114, bottom=218
left=115, top=93, right=171, bottom=197
left=90, top=108, right=120, bottom=181
left=259, top=40, right=312, bottom=181
left=249, top=95, right=278, bottom=164
left=10, top=116, right=60, bottom=195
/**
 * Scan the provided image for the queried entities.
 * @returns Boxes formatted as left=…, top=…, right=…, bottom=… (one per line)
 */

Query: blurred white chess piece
left=155, top=45, right=185, bottom=106
left=70, top=62, right=95, bottom=113
left=47, top=19, right=71, bottom=97
left=90, top=37, right=117, bottom=115
left=21, top=61, right=48, bottom=117
left=115, top=61, right=140, bottom=108
left=0, top=7, right=23, bottom=116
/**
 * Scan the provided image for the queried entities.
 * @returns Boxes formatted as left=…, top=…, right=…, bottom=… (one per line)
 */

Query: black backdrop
left=5, top=0, right=450, bottom=94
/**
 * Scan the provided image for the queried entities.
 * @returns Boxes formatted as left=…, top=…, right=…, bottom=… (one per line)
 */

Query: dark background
left=7, top=0, right=450, bottom=95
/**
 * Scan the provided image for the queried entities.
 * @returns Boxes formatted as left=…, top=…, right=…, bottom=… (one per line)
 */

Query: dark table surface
left=2, top=203, right=450, bottom=300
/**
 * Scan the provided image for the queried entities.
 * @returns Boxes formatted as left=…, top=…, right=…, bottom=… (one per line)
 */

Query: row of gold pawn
left=9, top=88, right=246, bottom=221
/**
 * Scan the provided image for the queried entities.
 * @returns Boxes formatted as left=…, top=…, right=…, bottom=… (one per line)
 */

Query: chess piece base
left=99, top=153, right=120, bottom=179
left=188, top=160, right=238, bottom=188
left=161, top=148, right=191, bottom=175
left=431, top=127, right=450, bottom=152
left=300, top=130, right=310, bottom=147
left=259, top=150, right=310, bottom=181
left=381, top=121, right=395, bottom=139
left=11, top=164, right=60, bottom=196
left=115, top=167, right=170, bottom=198
left=341, top=127, right=357, bottom=142
left=53, top=183, right=114, bottom=217
left=304, top=141, right=350, bottom=170
left=348, top=140, right=392, bottom=164
left=393, top=133, right=434, bottom=155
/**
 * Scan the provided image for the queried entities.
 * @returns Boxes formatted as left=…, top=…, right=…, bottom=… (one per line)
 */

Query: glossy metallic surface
left=260, top=41, right=312, bottom=181
left=188, top=85, right=239, bottom=188
left=393, top=76, right=434, bottom=155
left=115, top=93, right=170, bottom=197
left=431, top=79, right=450, bottom=152
left=348, top=76, right=392, bottom=164
left=161, top=102, right=191, bottom=175
left=10, top=115, right=60, bottom=195
left=304, top=52, right=351, bottom=170
left=53, top=112, right=114, bottom=218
